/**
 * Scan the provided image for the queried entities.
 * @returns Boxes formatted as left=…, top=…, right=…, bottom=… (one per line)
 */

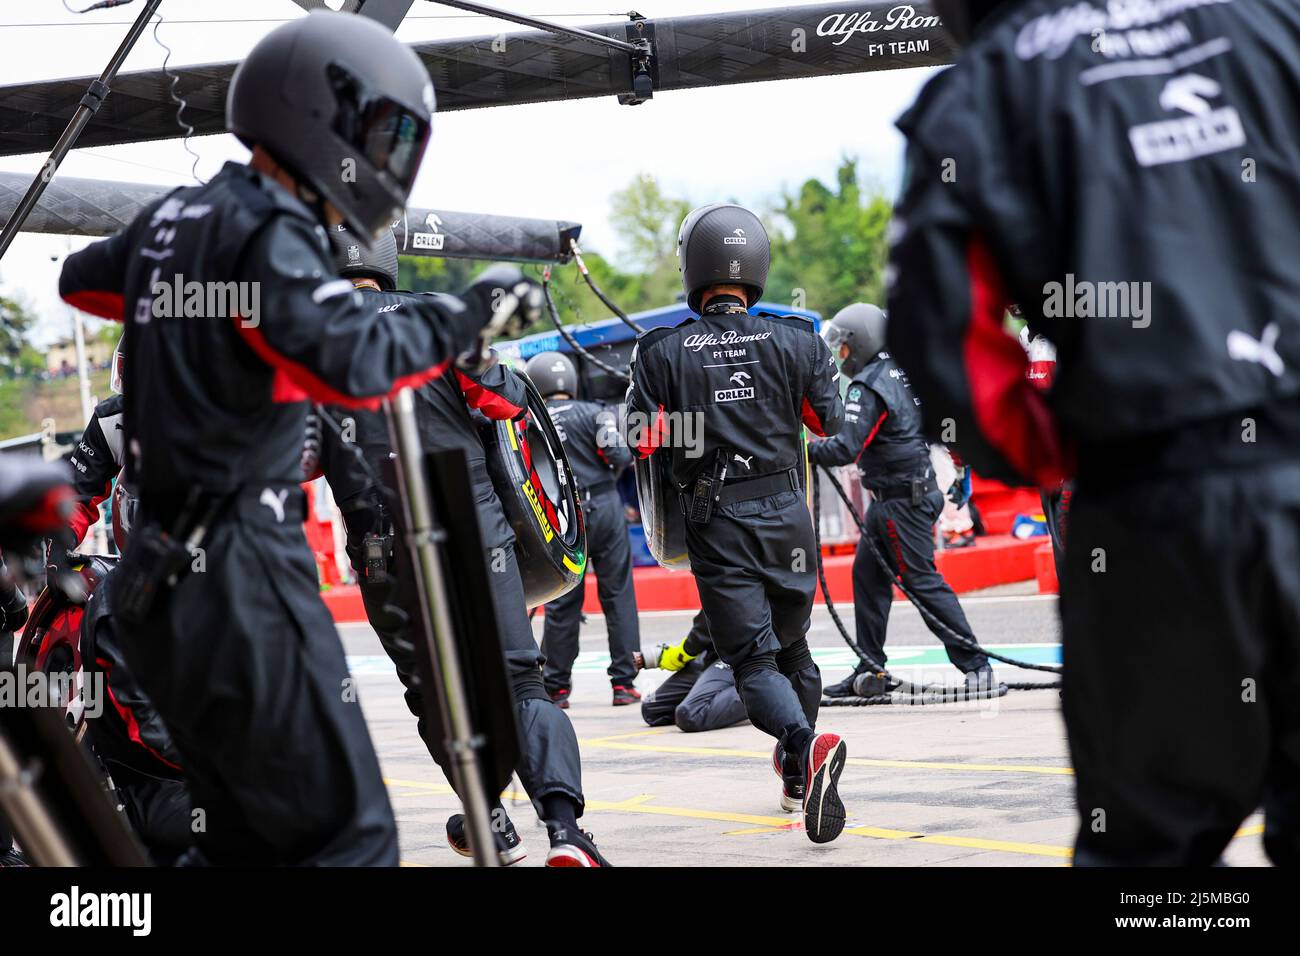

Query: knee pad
left=733, top=651, right=779, bottom=685
left=775, top=638, right=814, bottom=675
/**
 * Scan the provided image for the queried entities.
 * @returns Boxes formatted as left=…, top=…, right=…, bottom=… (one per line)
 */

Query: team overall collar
left=701, top=294, right=748, bottom=316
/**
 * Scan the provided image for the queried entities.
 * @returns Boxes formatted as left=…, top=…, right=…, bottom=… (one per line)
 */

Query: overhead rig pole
left=0, top=0, right=163, bottom=264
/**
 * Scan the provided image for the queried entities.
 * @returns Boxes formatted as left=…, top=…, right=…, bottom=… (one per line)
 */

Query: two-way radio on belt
left=811, top=463, right=1061, bottom=706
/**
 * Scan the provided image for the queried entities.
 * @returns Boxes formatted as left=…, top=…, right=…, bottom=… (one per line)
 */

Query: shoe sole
left=611, top=698, right=639, bottom=706
left=545, top=846, right=601, bottom=867
left=804, top=734, right=847, bottom=844
left=447, top=835, right=527, bottom=866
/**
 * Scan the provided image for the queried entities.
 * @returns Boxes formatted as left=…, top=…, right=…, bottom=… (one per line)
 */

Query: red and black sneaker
left=446, top=813, right=527, bottom=866
left=611, top=684, right=641, bottom=706
left=772, top=742, right=804, bottom=813
left=803, top=733, right=848, bottom=844
left=549, top=688, right=571, bottom=710
left=544, top=823, right=612, bottom=867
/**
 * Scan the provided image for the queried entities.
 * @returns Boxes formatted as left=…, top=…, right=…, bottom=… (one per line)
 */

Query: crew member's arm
left=886, top=140, right=1070, bottom=488
left=801, top=333, right=845, bottom=438
left=455, top=351, right=527, bottom=421
left=57, top=200, right=159, bottom=321
left=593, top=405, right=632, bottom=472
left=624, top=338, right=669, bottom=459
left=64, top=402, right=120, bottom=545
left=233, top=216, right=492, bottom=409
left=807, top=384, right=887, bottom=467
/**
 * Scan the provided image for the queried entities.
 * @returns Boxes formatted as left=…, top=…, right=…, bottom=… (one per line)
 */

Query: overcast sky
left=0, top=0, right=938, bottom=345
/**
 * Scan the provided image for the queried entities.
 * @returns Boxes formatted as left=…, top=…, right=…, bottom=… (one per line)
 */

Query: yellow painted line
left=399, top=861, right=428, bottom=867
left=581, top=727, right=678, bottom=744
left=1235, top=824, right=1264, bottom=838
left=580, top=738, right=1074, bottom=776
left=384, top=776, right=1069, bottom=859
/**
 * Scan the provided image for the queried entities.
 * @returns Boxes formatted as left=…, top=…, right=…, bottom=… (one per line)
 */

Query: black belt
left=716, top=467, right=800, bottom=506
left=868, top=475, right=936, bottom=502
left=579, top=480, right=616, bottom=501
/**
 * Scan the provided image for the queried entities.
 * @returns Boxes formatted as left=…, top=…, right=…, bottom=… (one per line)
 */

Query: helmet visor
left=110, top=344, right=125, bottom=394
left=822, top=322, right=852, bottom=355
left=327, top=63, right=430, bottom=199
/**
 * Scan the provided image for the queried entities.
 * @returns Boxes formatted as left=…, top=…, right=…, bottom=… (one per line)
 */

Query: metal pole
left=384, top=389, right=498, bottom=867
left=0, top=735, right=79, bottom=867
left=423, top=0, right=639, bottom=53
left=0, top=0, right=163, bottom=264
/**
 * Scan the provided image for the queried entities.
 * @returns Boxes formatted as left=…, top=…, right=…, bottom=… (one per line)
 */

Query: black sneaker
left=545, top=822, right=612, bottom=867
left=803, top=732, right=848, bottom=844
left=611, top=684, right=641, bottom=706
left=0, top=848, right=28, bottom=867
left=549, top=688, right=571, bottom=710
left=823, top=666, right=868, bottom=698
left=965, top=664, right=996, bottom=695
left=772, top=743, right=804, bottom=813
left=446, top=812, right=527, bottom=866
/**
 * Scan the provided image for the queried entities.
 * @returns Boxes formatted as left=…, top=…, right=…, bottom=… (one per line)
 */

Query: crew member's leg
left=540, top=568, right=585, bottom=701
left=687, top=490, right=846, bottom=841
left=587, top=489, right=640, bottom=693
left=870, top=490, right=987, bottom=674
left=122, top=495, right=399, bottom=866
left=641, top=656, right=706, bottom=726
left=673, top=659, right=748, bottom=733
left=1061, top=468, right=1287, bottom=865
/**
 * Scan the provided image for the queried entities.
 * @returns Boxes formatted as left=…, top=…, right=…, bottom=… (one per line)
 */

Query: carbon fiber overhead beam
left=0, top=2, right=952, bottom=157
left=0, top=171, right=580, bottom=263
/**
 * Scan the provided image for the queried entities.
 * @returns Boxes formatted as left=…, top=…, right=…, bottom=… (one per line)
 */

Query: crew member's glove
left=656, top=639, right=698, bottom=672
left=946, top=467, right=970, bottom=509
left=45, top=529, right=88, bottom=605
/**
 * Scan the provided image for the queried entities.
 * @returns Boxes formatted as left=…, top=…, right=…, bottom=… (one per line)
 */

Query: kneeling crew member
left=320, top=226, right=607, bottom=868
left=57, top=13, right=522, bottom=866
left=626, top=203, right=850, bottom=843
left=527, top=352, right=642, bottom=707
left=809, top=304, right=992, bottom=696
left=639, top=610, right=748, bottom=735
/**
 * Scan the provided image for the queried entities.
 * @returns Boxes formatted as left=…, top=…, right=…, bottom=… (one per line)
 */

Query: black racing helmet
left=822, top=303, right=888, bottom=378
left=677, top=203, right=770, bottom=313
left=330, top=222, right=398, bottom=291
left=227, top=11, right=435, bottom=240
left=525, top=351, right=578, bottom=397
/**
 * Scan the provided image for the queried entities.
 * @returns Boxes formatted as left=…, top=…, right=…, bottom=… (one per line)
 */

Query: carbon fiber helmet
left=677, top=203, right=770, bottom=313
left=227, top=11, right=435, bottom=239
left=933, top=0, right=1007, bottom=47
left=525, top=351, right=578, bottom=397
left=822, top=303, right=888, bottom=378
left=330, top=222, right=398, bottom=290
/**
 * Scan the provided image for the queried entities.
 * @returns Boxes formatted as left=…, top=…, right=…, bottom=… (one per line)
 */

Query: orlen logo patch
left=413, top=232, right=444, bottom=251
left=714, top=387, right=754, bottom=403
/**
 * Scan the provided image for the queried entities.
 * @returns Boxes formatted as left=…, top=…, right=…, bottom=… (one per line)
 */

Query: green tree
left=765, top=156, right=892, bottom=319
left=0, top=295, right=45, bottom=380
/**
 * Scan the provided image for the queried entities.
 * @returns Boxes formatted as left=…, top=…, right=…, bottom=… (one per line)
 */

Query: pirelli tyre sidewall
left=484, top=376, right=587, bottom=607
left=635, top=452, right=690, bottom=571
left=14, top=554, right=116, bottom=734
left=636, top=429, right=813, bottom=572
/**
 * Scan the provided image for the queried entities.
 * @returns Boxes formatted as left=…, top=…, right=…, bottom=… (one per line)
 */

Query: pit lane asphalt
left=338, top=586, right=1269, bottom=867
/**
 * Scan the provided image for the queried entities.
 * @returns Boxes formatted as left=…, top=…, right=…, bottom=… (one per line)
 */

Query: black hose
left=816, top=462, right=1062, bottom=679
left=568, top=240, right=645, bottom=336
left=540, top=265, right=632, bottom=383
